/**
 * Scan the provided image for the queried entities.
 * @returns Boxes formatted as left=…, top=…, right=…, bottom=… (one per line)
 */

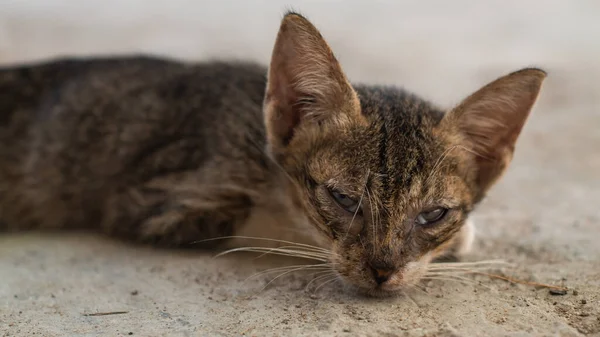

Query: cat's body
left=0, top=12, right=545, bottom=296
left=0, top=57, right=282, bottom=244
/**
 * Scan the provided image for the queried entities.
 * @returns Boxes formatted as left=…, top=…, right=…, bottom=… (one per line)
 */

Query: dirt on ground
left=1, top=1, right=599, bottom=336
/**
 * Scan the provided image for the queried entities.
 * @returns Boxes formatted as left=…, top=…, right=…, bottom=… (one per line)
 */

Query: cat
left=0, top=11, right=545, bottom=296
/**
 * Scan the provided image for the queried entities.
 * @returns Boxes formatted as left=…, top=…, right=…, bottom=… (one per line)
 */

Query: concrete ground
left=1, top=1, right=599, bottom=336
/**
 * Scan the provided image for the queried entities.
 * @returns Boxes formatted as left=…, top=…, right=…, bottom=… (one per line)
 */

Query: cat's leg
left=101, top=182, right=253, bottom=249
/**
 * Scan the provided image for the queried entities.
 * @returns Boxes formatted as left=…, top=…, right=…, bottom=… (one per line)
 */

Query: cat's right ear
left=263, top=12, right=362, bottom=157
left=440, top=68, right=546, bottom=202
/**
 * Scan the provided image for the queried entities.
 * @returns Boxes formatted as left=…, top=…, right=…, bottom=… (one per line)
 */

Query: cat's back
left=0, top=56, right=269, bottom=229
left=1, top=55, right=268, bottom=165
left=0, top=56, right=267, bottom=131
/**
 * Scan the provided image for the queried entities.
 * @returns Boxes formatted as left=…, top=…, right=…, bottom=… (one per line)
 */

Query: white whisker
left=215, top=247, right=328, bottom=262
left=244, top=135, right=297, bottom=185
left=424, top=273, right=493, bottom=290
left=425, top=272, right=478, bottom=279
left=402, top=292, right=422, bottom=308
left=365, top=186, right=377, bottom=249
left=305, top=271, right=337, bottom=290
left=344, top=171, right=368, bottom=240
left=260, top=265, right=325, bottom=291
left=422, top=275, right=491, bottom=290
left=421, top=276, right=477, bottom=286
left=252, top=245, right=330, bottom=260
left=195, top=235, right=331, bottom=253
left=313, top=275, right=339, bottom=293
left=246, top=264, right=331, bottom=281
left=425, top=145, right=460, bottom=186
left=425, top=144, right=488, bottom=186
left=427, top=260, right=510, bottom=272
left=427, top=267, right=499, bottom=273
left=429, top=259, right=508, bottom=267
left=408, top=283, right=429, bottom=296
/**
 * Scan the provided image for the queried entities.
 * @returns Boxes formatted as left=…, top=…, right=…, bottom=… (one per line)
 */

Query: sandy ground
left=1, top=1, right=599, bottom=336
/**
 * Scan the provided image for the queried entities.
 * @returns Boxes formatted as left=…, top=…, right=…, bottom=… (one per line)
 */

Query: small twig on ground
left=83, top=311, right=129, bottom=317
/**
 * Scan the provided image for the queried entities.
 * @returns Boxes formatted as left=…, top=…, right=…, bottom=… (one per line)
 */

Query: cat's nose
left=368, top=263, right=395, bottom=285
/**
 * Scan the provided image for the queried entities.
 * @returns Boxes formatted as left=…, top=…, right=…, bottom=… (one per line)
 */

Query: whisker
left=225, top=246, right=329, bottom=259
left=215, top=247, right=328, bottom=262
left=422, top=275, right=491, bottom=290
left=194, top=235, right=331, bottom=253
left=427, top=261, right=511, bottom=273
left=246, top=264, right=331, bottom=281
left=408, top=283, right=429, bottom=296
left=426, top=267, right=502, bottom=273
left=344, top=171, right=368, bottom=240
left=313, top=275, right=339, bottom=293
left=428, top=265, right=506, bottom=271
left=402, top=292, right=422, bottom=308
left=308, top=269, right=336, bottom=279
left=245, top=135, right=297, bottom=185
left=260, top=265, right=325, bottom=291
left=424, top=270, right=497, bottom=290
left=305, top=272, right=337, bottom=291
left=421, top=276, right=477, bottom=286
left=425, top=272, right=481, bottom=280
left=214, top=245, right=329, bottom=260
left=429, top=259, right=508, bottom=267
left=424, top=271, right=483, bottom=278
left=425, top=144, right=488, bottom=186
left=370, top=186, right=385, bottom=250
left=365, top=187, right=378, bottom=250
left=425, top=145, right=460, bottom=186
left=252, top=245, right=331, bottom=260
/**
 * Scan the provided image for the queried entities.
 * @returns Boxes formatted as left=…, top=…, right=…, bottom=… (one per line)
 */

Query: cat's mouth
left=328, top=258, right=430, bottom=297
left=329, top=267, right=416, bottom=297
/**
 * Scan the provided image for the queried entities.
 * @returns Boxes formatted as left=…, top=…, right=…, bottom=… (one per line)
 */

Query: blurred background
left=1, top=0, right=599, bottom=107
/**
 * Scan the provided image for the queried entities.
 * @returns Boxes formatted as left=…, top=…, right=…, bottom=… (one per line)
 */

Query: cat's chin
left=365, top=288, right=403, bottom=298
left=345, top=282, right=406, bottom=298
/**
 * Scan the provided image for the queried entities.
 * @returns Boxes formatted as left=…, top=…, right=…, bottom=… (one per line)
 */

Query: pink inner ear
left=263, top=13, right=365, bottom=155
left=267, top=66, right=305, bottom=146
left=448, top=68, right=546, bottom=197
left=459, top=90, right=537, bottom=160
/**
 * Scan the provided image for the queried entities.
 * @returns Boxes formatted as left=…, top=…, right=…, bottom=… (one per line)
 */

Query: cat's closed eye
left=415, top=207, right=448, bottom=226
left=328, top=189, right=361, bottom=214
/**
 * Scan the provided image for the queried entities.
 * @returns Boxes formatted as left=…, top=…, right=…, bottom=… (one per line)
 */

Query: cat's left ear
left=263, top=12, right=363, bottom=158
left=441, top=68, right=546, bottom=201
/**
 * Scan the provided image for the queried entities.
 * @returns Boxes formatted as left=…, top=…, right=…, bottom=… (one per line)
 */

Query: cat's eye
left=329, top=190, right=360, bottom=214
left=416, top=208, right=448, bottom=226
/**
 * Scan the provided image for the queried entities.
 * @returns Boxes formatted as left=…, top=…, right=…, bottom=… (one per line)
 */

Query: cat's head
left=263, top=12, right=545, bottom=296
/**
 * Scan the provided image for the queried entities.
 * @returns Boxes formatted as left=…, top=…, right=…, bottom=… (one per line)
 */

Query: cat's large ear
left=263, top=12, right=362, bottom=157
left=442, top=68, right=546, bottom=201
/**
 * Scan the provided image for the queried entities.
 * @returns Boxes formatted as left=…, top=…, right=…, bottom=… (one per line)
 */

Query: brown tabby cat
left=0, top=12, right=545, bottom=296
